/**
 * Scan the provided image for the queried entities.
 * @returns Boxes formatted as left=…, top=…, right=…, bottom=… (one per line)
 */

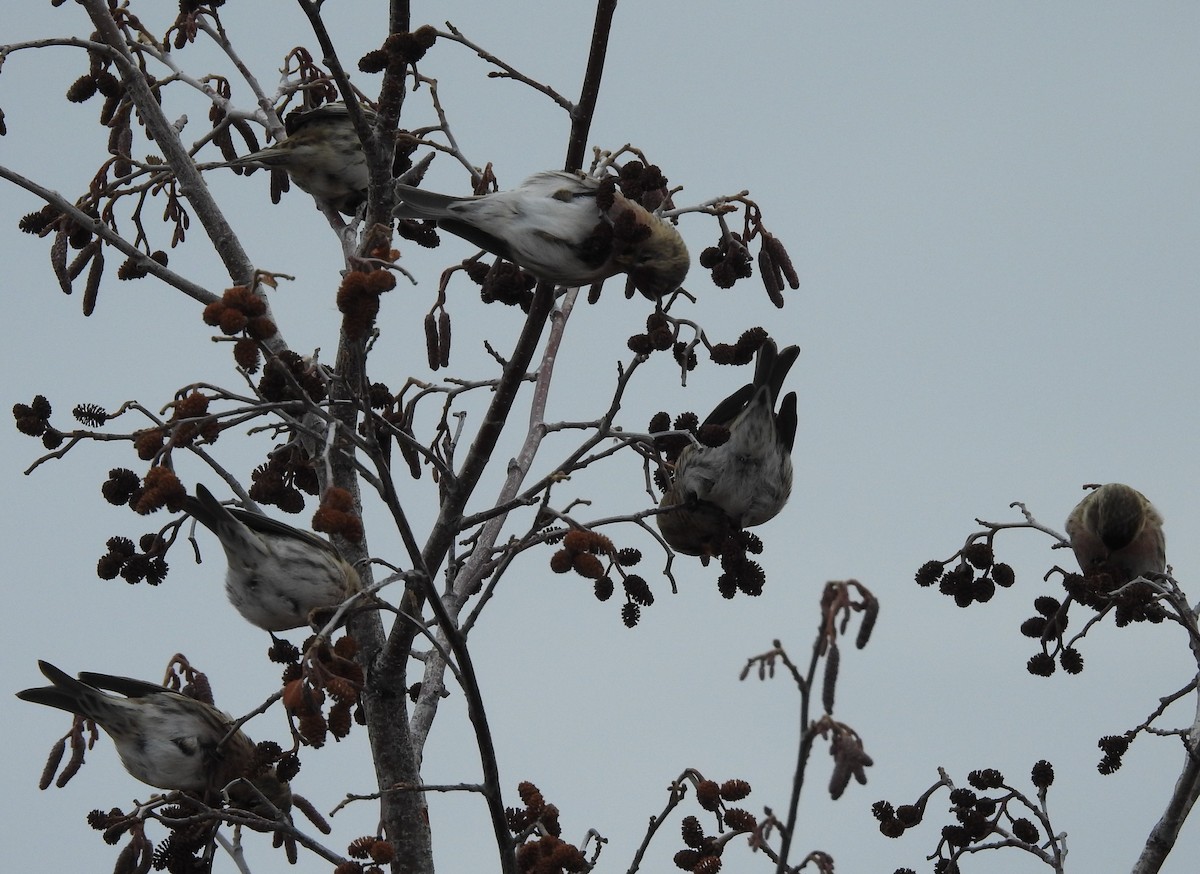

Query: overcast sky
left=2, top=3, right=1198, bottom=873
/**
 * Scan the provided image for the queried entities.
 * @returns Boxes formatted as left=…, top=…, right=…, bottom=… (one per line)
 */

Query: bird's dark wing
left=76, top=672, right=171, bottom=699
left=224, top=507, right=341, bottom=555
left=285, top=102, right=377, bottom=135
left=434, top=218, right=522, bottom=264
left=702, top=384, right=755, bottom=428
left=776, top=392, right=798, bottom=452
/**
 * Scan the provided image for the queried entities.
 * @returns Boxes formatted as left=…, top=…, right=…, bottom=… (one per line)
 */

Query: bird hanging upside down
left=394, top=169, right=690, bottom=299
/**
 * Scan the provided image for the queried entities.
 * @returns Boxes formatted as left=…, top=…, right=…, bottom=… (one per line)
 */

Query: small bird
left=223, top=103, right=373, bottom=215
left=394, top=170, right=690, bottom=298
left=658, top=339, right=800, bottom=558
left=181, top=484, right=360, bottom=632
left=17, top=661, right=289, bottom=810
left=1065, top=482, right=1166, bottom=583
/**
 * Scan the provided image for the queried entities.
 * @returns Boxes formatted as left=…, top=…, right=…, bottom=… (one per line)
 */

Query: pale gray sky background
left=2, top=3, right=1198, bottom=872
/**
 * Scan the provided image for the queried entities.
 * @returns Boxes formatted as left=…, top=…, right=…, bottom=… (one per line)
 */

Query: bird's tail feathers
left=393, top=183, right=472, bottom=220
left=16, top=661, right=97, bottom=716
left=15, top=685, right=81, bottom=715
left=181, top=484, right=229, bottom=532
left=185, top=485, right=270, bottom=562
left=763, top=343, right=800, bottom=404
left=751, top=339, right=778, bottom=393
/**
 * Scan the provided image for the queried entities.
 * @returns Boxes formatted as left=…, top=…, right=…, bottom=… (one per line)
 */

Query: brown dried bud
left=719, top=779, right=751, bottom=801
left=246, top=316, right=277, bottom=340
left=627, top=333, right=654, bottom=355
left=1012, top=817, right=1039, bottom=844
left=1060, top=647, right=1083, bottom=674
left=723, top=808, right=756, bottom=832
left=329, top=700, right=353, bottom=739
left=218, top=307, right=248, bottom=335
left=915, top=560, right=944, bottom=586
left=1027, top=652, right=1055, bottom=677
left=616, top=547, right=642, bottom=566
left=697, top=423, right=730, bottom=448
left=561, top=529, right=592, bottom=554
left=1030, top=759, right=1054, bottom=789
left=856, top=592, right=878, bottom=649
left=38, top=737, right=67, bottom=790
left=962, top=542, right=994, bottom=569
left=369, top=840, right=396, bottom=864
left=572, top=552, right=605, bottom=580
left=681, top=814, right=707, bottom=847
left=623, top=574, right=654, bottom=606
left=649, top=326, right=674, bottom=351
left=437, top=309, right=451, bottom=367
left=233, top=337, right=261, bottom=371
left=648, top=411, right=672, bottom=433
left=282, top=679, right=311, bottom=713
left=695, top=781, right=721, bottom=812
left=358, top=50, right=388, bottom=74
left=66, top=75, right=98, bottom=103
left=101, top=468, right=140, bottom=505
left=517, top=781, right=544, bottom=813
left=822, top=643, right=839, bottom=714
left=1020, top=617, right=1047, bottom=638
left=424, top=311, right=439, bottom=370
left=621, top=602, right=640, bottom=627
left=992, top=563, right=1015, bottom=587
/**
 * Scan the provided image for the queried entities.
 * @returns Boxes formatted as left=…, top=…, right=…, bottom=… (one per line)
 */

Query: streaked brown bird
left=658, top=339, right=800, bottom=558
left=17, top=661, right=289, bottom=809
left=1065, top=482, right=1166, bottom=583
left=223, top=103, right=373, bottom=215
left=394, top=170, right=690, bottom=298
left=181, top=484, right=360, bottom=632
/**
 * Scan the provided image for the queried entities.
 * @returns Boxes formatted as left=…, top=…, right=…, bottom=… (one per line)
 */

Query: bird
left=222, top=102, right=373, bottom=215
left=394, top=170, right=690, bottom=298
left=1065, top=482, right=1166, bottom=584
left=657, top=339, right=800, bottom=558
left=16, top=660, right=290, bottom=810
left=180, top=484, right=360, bottom=632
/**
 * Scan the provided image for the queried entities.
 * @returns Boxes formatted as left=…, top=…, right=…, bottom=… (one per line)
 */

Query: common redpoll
left=17, top=661, right=289, bottom=809
left=658, top=340, right=800, bottom=557
left=394, top=170, right=690, bottom=298
left=1066, top=483, right=1166, bottom=583
left=181, top=484, right=360, bottom=632
left=224, top=103, right=373, bottom=215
